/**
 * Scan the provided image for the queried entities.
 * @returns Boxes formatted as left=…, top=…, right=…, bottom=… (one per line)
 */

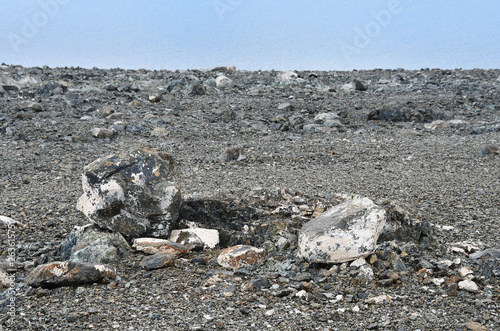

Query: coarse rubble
left=0, top=64, right=499, bottom=330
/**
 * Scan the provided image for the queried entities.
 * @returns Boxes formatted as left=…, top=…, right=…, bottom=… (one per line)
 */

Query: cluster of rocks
left=22, top=147, right=496, bottom=305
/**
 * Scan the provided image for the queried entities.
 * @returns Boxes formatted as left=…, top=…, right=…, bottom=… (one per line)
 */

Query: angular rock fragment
left=479, top=145, right=499, bottom=156
left=26, top=261, right=116, bottom=288
left=378, top=201, right=435, bottom=246
left=470, top=249, right=500, bottom=279
left=132, top=238, right=188, bottom=255
left=0, top=74, right=21, bottom=92
left=59, top=224, right=131, bottom=263
left=217, top=245, right=267, bottom=269
left=170, top=228, right=219, bottom=250
left=91, top=128, right=114, bottom=138
left=458, top=279, right=479, bottom=293
left=215, top=76, right=232, bottom=88
left=139, top=253, right=176, bottom=270
left=298, top=198, right=386, bottom=263
left=365, top=295, right=392, bottom=305
left=148, top=93, right=162, bottom=102
left=77, top=148, right=181, bottom=238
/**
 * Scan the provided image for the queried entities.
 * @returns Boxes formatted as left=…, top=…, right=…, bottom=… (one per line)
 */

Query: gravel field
left=0, top=65, right=499, bottom=330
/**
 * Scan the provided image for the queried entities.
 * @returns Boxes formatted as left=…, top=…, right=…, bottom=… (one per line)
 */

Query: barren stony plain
left=0, top=65, right=499, bottom=330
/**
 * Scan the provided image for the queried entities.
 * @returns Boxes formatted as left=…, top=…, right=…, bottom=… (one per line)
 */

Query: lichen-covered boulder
left=26, top=261, right=116, bottom=288
left=77, top=148, right=181, bottom=238
left=298, top=198, right=386, bottom=263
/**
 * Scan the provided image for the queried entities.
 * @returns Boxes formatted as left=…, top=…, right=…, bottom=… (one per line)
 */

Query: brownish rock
left=217, top=245, right=267, bottom=269
left=26, top=261, right=116, bottom=288
left=132, top=238, right=188, bottom=256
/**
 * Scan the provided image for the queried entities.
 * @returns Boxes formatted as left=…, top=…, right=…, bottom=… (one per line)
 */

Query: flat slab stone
left=170, top=228, right=219, bottom=250
left=26, top=261, right=116, bottom=288
left=298, top=197, right=386, bottom=263
left=132, top=238, right=188, bottom=255
left=217, top=245, right=267, bottom=269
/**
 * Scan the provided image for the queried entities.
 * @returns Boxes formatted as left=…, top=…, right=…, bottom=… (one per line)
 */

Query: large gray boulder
left=298, top=198, right=386, bottom=263
left=77, top=148, right=181, bottom=238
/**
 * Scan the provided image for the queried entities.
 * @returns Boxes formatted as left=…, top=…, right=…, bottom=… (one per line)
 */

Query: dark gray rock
left=59, top=224, right=131, bottom=263
left=139, top=253, right=176, bottom=270
left=368, top=103, right=451, bottom=123
left=26, top=261, right=116, bottom=288
left=471, top=249, right=500, bottom=279
left=378, top=201, right=436, bottom=247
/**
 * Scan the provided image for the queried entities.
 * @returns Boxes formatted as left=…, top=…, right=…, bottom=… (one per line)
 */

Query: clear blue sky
left=1, top=0, right=499, bottom=70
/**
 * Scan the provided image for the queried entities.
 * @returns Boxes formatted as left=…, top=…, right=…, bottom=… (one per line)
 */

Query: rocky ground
left=0, top=64, right=499, bottom=330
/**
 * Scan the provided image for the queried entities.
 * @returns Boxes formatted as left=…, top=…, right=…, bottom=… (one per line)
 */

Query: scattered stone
left=354, top=79, right=368, bottom=91
left=447, top=283, right=459, bottom=296
left=350, top=257, right=367, bottom=268
left=458, top=279, right=479, bottom=293
left=0, top=74, right=21, bottom=92
left=221, top=146, right=244, bottom=161
left=357, top=264, right=375, bottom=281
left=368, top=103, right=450, bottom=123
left=59, top=224, right=131, bottom=263
left=77, top=148, right=181, bottom=238
left=479, top=145, right=499, bottom=156
left=26, top=261, right=116, bottom=288
left=365, top=295, right=392, bottom=305
left=132, top=238, right=188, bottom=255
left=149, top=93, right=162, bottom=102
left=170, top=228, right=219, bottom=250
left=18, top=101, right=43, bottom=111
left=298, top=198, right=386, bottom=263
left=470, top=249, right=500, bottom=279
left=424, top=119, right=468, bottom=130
left=217, top=245, right=267, bottom=269
left=91, top=128, right=114, bottom=139
left=458, top=266, right=474, bottom=278
left=189, top=83, right=206, bottom=96
left=139, top=253, right=176, bottom=270
left=277, top=102, right=294, bottom=111
left=215, top=76, right=232, bottom=88
left=379, top=201, right=435, bottom=246
left=466, top=321, right=487, bottom=331
left=151, top=127, right=169, bottom=137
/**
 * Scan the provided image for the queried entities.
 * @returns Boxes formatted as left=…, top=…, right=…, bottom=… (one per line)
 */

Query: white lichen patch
left=49, top=261, right=70, bottom=277
left=170, top=228, right=220, bottom=249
